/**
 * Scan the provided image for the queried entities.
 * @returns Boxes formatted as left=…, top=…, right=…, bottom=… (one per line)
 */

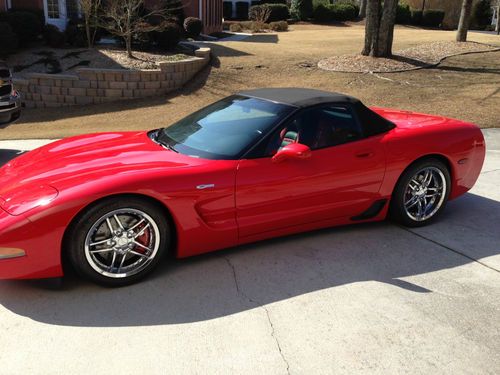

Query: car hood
left=0, top=131, right=211, bottom=195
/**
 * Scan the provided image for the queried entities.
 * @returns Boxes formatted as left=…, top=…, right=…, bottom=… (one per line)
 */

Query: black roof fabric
left=238, top=88, right=360, bottom=108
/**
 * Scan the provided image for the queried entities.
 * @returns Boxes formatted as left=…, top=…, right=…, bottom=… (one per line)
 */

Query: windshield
left=157, top=95, right=294, bottom=159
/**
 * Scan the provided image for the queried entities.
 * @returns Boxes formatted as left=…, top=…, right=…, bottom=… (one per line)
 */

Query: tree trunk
left=362, top=0, right=380, bottom=56
left=377, top=0, right=399, bottom=57
left=456, top=0, right=473, bottom=42
left=420, top=0, right=426, bottom=13
left=85, top=18, right=92, bottom=49
left=362, top=0, right=398, bottom=57
left=496, top=5, right=500, bottom=35
left=126, top=35, right=133, bottom=58
left=359, top=0, right=367, bottom=18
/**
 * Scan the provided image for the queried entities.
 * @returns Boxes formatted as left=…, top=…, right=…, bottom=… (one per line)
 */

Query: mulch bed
left=6, top=46, right=190, bottom=78
left=318, top=41, right=500, bottom=73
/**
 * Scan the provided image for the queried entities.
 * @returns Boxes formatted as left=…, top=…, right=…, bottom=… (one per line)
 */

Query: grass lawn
left=2, top=24, right=500, bottom=140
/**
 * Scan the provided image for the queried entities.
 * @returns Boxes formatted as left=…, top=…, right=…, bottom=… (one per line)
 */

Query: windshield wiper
left=151, top=130, right=179, bottom=153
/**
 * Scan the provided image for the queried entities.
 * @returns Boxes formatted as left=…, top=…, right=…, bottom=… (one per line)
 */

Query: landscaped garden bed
left=6, top=46, right=192, bottom=78
left=318, top=41, right=500, bottom=73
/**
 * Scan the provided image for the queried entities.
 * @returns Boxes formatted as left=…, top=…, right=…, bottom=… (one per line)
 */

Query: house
left=1, top=0, right=223, bottom=34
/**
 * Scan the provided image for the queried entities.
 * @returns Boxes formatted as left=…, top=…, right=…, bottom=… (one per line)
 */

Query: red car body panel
left=0, top=108, right=485, bottom=280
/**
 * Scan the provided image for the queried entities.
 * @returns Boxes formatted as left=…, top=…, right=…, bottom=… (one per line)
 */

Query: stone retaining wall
left=12, top=48, right=211, bottom=108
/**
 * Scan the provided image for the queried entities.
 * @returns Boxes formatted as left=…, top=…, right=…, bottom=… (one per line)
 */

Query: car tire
left=67, top=197, right=171, bottom=287
left=390, top=158, right=451, bottom=227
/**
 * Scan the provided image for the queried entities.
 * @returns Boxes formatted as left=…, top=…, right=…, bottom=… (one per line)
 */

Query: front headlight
left=0, top=184, right=59, bottom=216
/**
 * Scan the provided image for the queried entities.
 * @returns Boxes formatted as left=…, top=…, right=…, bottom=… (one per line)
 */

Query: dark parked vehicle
left=0, top=61, right=21, bottom=126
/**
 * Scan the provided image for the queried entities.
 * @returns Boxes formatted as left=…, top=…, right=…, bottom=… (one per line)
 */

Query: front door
left=235, top=104, right=387, bottom=238
left=44, top=0, right=67, bottom=31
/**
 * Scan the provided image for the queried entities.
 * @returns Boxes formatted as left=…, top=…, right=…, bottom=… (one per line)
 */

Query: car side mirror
left=272, top=143, right=312, bottom=163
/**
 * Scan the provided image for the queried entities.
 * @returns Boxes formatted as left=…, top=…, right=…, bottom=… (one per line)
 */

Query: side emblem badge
left=196, top=184, right=215, bottom=190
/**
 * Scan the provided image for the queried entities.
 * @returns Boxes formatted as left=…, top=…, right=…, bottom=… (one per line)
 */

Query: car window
left=246, top=104, right=363, bottom=158
left=157, top=95, right=294, bottom=159
left=296, top=106, right=362, bottom=149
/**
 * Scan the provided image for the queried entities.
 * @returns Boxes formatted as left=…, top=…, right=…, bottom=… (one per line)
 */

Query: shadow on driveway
left=0, top=192, right=498, bottom=327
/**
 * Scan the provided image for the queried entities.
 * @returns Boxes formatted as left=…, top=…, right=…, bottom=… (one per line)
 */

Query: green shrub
left=267, top=4, right=290, bottom=21
left=183, top=16, right=203, bottom=37
left=64, top=19, right=103, bottom=48
left=410, top=9, right=423, bottom=25
left=0, top=22, right=19, bottom=57
left=422, top=9, right=445, bottom=27
left=313, top=4, right=331, bottom=22
left=269, top=20, right=288, bottom=31
left=0, top=11, right=43, bottom=45
left=235, top=1, right=250, bottom=19
left=291, top=0, right=313, bottom=20
left=154, top=22, right=182, bottom=50
left=43, top=24, right=66, bottom=48
left=229, top=23, right=243, bottom=32
left=65, top=21, right=86, bottom=47
left=396, top=3, right=411, bottom=24
left=336, top=2, right=358, bottom=21
left=473, top=0, right=493, bottom=29
left=312, top=2, right=357, bottom=22
left=223, top=1, right=233, bottom=19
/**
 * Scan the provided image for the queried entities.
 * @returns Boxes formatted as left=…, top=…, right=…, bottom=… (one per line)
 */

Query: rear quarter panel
left=379, top=115, right=485, bottom=200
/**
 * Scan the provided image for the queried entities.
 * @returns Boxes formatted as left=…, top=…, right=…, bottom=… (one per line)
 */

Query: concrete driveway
left=0, top=131, right=499, bottom=375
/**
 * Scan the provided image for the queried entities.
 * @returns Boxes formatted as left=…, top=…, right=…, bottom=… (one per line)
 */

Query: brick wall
left=13, top=48, right=210, bottom=108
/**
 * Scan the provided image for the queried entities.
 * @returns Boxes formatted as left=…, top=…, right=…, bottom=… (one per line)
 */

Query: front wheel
left=67, top=197, right=171, bottom=287
left=390, top=159, right=451, bottom=227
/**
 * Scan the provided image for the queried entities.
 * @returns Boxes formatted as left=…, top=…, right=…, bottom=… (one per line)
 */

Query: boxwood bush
left=410, top=9, right=423, bottom=25
left=153, top=22, right=182, bottom=50
left=312, top=2, right=358, bottom=23
left=43, top=24, right=66, bottom=48
left=396, top=3, right=412, bottom=24
left=267, top=4, right=289, bottom=21
left=422, top=9, right=445, bottom=27
left=269, top=20, right=288, bottom=31
left=184, top=17, right=203, bottom=37
left=0, top=11, right=43, bottom=45
left=0, top=22, right=19, bottom=57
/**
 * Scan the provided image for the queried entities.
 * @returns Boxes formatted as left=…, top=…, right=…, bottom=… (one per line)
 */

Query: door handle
left=355, top=151, right=374, bottom=158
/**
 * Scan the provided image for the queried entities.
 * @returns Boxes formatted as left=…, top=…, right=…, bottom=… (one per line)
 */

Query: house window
left=66, top=0, right=80, bottom=20
left=47, top=0, right=60, bottom=18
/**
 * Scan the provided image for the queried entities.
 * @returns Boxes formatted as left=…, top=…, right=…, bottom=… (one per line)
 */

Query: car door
left=235, top=104, right=387, bottom=238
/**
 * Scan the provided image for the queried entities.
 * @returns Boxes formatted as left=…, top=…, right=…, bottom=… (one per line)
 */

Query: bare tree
left=251, top=3, right=271, bottom=23
left=496, top=1, right=500, bottom=34
left=79, top=0, right=101, bottom=49
left=359, top=0, right=367, bottom=18
left=362, top=0, right=399, bottom=57
left=98, top=0, right=174, bottom=58
left=456, top=0, right=473, bottom=41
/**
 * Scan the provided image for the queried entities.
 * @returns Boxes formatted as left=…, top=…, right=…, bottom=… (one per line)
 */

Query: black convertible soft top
left=238, top=88, right=360, bottom=108
left=239, top=87, right=395, bottom=136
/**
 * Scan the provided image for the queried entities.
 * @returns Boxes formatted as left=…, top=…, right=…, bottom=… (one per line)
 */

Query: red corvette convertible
left=0, top=88, right=485, bottom=286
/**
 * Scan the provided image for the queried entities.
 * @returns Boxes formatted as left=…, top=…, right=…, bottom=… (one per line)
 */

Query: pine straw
left=318, top=41, right=500, bottom=73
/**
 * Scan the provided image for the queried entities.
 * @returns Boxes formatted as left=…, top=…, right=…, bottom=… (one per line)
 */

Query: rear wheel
left=67, top=197, right=171, bottom=287
left=390, top=159, right=451, bottom=227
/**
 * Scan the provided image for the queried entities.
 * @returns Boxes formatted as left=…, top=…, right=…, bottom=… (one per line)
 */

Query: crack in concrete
left=480, top=168, right=500, bottom=175
left=400, top=227, right=500, bottom=274
left=224, top=257, right=291, bottom=375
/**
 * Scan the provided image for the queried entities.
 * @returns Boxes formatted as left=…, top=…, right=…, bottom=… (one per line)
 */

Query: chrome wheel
left=84, top=208, right=161, bottom=279
left=403, top=167, right=446, bottom=222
